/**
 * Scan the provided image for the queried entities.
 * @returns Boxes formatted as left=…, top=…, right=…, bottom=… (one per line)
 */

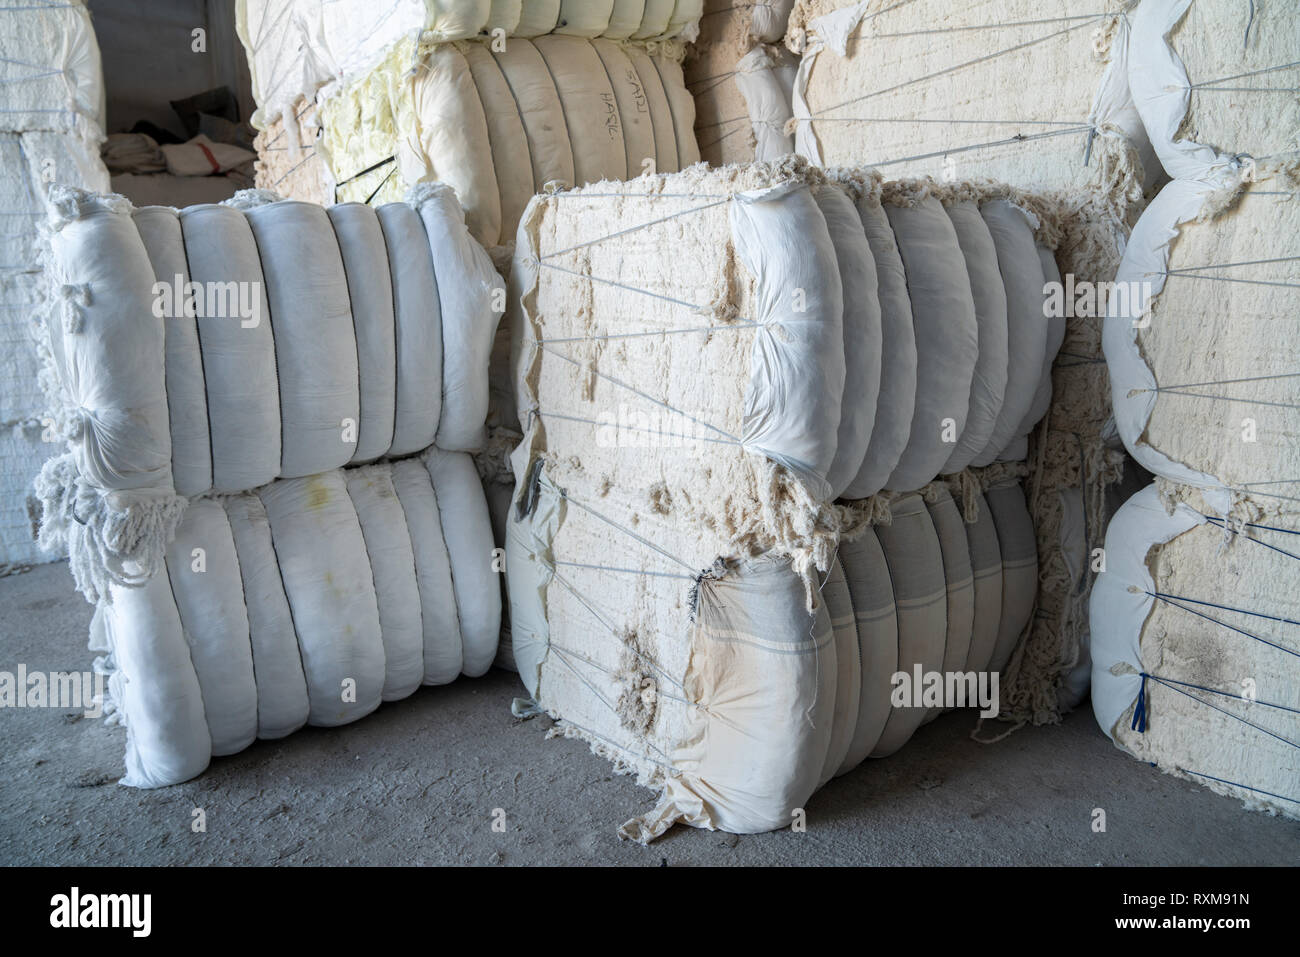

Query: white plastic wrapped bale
left=253, top=100, right=336, bottom=205
left=787, top=0, right=1157, bottom=199
left=1091, top=483, right=1300, bottom=820
left=686, top=0, right=799, bottom=166
left=237, top=0, right=707, bottom=133
left=318, top=34, right=700, bottom=246
left=33, top=185, right=503, bottom=785
left=1105, top=157, right=1299, bottom=516
left=1128, top=0, right=1299, bottom=180
left=505, top=161, right=1042, bottom=838
left=97, top=454, right=499, bottom=788
left=0, top=0, right=109, bottom=567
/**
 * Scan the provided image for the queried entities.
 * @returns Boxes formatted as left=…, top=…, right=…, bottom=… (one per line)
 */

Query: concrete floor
left=2, top=560, right=1296, bottom=866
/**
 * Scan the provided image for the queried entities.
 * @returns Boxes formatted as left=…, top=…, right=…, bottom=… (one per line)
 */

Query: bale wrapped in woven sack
left=504, top=158, right=1052, bottom=839
left=0, top=0, right=109, bottom=568
left=236, top=0, right=707, bottom=139
left=785, top=0, right=1152, bottom=726
left=317, top=32, right=700, bottom=248
left=1127, top=0, right=1299, bottom=180
left=252, top=99, right=335, bottom=205
left=1091, top=483, right=1300, bottom=820
left=1105, top=155, right=1299, bottom=517
left=686, top=0, right=800, bottom=166
left=786, top=0, right=1157, bottom=198
left=31, top=183, right=504, bottom=786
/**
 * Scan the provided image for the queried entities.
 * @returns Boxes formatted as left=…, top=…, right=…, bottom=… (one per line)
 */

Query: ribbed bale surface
left=319, top=34, right=700, bottom=247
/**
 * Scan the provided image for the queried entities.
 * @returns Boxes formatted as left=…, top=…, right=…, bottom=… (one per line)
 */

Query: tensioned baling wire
left=1130, top=672, right=1298, bottom=750
left=1158, top=253, right=1299, bottom=292
left=1133, top=370, right=1300, bottom=412
left=1187, top=59, right=1299, bottom=94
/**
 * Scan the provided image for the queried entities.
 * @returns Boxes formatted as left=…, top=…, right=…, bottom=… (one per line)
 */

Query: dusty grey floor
left=2, top=560, right=1296, bottom=866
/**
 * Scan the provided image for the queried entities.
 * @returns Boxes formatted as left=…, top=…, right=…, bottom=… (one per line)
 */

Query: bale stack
left=1094, top=1, right=1299, bottom=818
left=778, top=0, right=1164, bottom=725
left=686, top=0, right=800, bottom=166
left=0, top=0, right=109, bottom=570
left=236, top=0, right=707, bottom=246
left=504, top=158, right=1062, bottom=839
left=33, top=184, right=505, bottom=787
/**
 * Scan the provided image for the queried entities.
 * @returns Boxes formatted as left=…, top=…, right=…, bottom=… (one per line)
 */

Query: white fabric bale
left=103, top=571, right=211, bottom=788
left=426, top=0, right=493, bottom=40
left=390, top=458, right=464, bottom=685
left=412, top=183, right=506, bottom=453
left=985, top=477, right=1037, bottom=674
left=1105, top=162, right=1299, bottom=512
left=131, top=206, right=212, bottom=499
left=260, top=470, right=387, bottom=725
left=1092, top=483, right=1300, bottom=820
left=165, top=498, right=258, bottom=756
left=328, top=203, right=398, bottom=464
left=320, top=35, right=699, bottom=246
left=940, top=198, right=1008, bottom=475
left=246, top=201, right=360, bottom=478
left=179, top=203, right=281, bottom=492
left=375, top=202, right=443, bottom=457
left=870, top=492, right=947, bottom=756
left=223, top=492, right=311, bottom=739
left=962, top=485, right=1003, bottom=674
left=423, top=447, right=502, bottom=677
left=814, top=183, right=879, bottom=499
left=818, top=556, right=860, bottom=787
left=845, top=187, right=915, bottom=498
left=46, top=194, right=172, bottom=494
left=883, top=190, right=979, bottom=491
left=971, top=199, right=1049, bottom=467
left=1129, top=0, right=1299, bottom=180
left=835, top=524, right=896, bottom=773
left=0, top=0, right=105, bottom=135
left=789, top=0, right=1155, bottom=196
left=925, top=484, right=975, bottom=708
left=345, top=465, right=426, bottom=701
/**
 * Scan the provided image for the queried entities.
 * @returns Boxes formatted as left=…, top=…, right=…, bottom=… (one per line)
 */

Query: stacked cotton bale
left=0, top=1, right=109, bottom=569
left=33, top=184, right=505, bottom=786
left=686, top=0, right=799, bottom=166
left=1095, top=5, right=1300, bottom=813
left=782, top=0, right=1162, bottom=724
left=505, top=159, right=1059, bottom=838
left=317, top=32, right=701, bottom=246
left=237, top=0, right=706, bottom=227
left=252, top=101, right=335, bottom=206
